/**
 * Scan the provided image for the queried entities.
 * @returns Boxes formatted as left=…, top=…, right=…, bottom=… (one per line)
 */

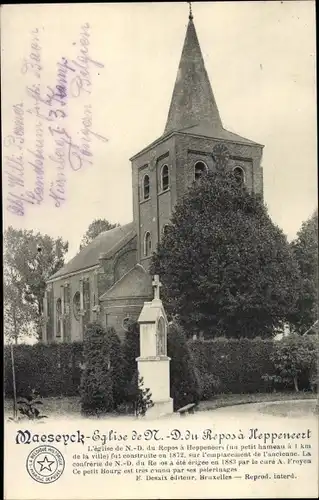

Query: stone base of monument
left=137, top=356, right=173, bottom=418
left=146, top=398, right=174, bottom=418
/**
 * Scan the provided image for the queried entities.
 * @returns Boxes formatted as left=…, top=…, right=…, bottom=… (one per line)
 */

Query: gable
left=49, top=222, right=136, bottom=280
left=100, top=264, right=152, bottom=301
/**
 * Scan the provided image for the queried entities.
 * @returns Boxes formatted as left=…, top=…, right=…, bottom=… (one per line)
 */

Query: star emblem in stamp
left=26, top=445, right=65, bottom=484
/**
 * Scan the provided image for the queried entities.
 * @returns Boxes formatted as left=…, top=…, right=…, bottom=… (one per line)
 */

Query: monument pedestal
left=136, top=355, right=173, bottom=417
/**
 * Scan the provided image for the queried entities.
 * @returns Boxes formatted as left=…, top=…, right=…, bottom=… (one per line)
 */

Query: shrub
left=122, top=321, right=140, bottom=390
left=168, top=322, right=200, bottom=410
left=4, top=343, right=83, bottom=398
left=262, top=334, right=318, bottom=392
left=190, top=337, right=275, bottom=394
left=125, top=371, right=154, bottom=417
left=80, top=322, right=113, bottom=416
left=106, top=327, right=126, bottom=409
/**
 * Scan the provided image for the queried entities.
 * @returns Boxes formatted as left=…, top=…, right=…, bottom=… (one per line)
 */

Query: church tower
left=130, top=7, right=264, bottom=269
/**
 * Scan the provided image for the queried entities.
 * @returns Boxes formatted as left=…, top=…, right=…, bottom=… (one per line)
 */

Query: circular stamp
left=26, top=445, right=65, bottom=484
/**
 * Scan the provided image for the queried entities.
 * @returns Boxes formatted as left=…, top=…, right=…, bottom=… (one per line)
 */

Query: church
left=42, top=8, right=264, bottom=344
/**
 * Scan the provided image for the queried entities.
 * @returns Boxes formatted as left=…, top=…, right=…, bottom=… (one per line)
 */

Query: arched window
left=122, top=317, right=132, bottom=332
left=162, top=224, right=170, bottom=236
left=144, top=231, right=152, bottom=257
left=73, top=292, right=81, bottom=321
left=233, top=166, right=245, bottom=186
left=194, top=161, right=208, bottom=181
left=142, top=174, right=150, bottom=200
left=161, top=164, right=169, bottom=191
left=56, top=298, right=62, bottom=337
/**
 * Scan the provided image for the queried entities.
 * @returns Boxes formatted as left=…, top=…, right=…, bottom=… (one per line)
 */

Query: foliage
left=151, top=170, right=300, bottom=339
left=190, top=337, right=276, bottom=394
left=122, top=321, right=140, bottom=386
left=4, top=274, right=35, bottom=344
left=80, top=323, right=113, bottom=416
left=289, top=210, right=318, bottom=333
left=262, top=334, right=318, bottom=392
left=4, top=343, right=83, bottom=398
left=4, top=226, right=68, bottom=341
left=80, top=218, right=119, bottom=249
left=126, top=371, right=154, bottom=416
left=105, top=327, right=126, bottom=409
left=5, top=334, right=316, bottom=402
left=168, top=322, right=200, bottom=411
left=16, top=389, right=47, bottom=420
left=135, top=376, right=154, bottom=416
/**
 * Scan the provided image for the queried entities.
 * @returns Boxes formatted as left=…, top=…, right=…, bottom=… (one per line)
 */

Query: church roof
left=165, top=14, right=222, bottom=135
left=99, top=264, right=152, bottom=301
left=130, top=13, right=262, bottom=161
left=49, top=222, right=136, bottom=280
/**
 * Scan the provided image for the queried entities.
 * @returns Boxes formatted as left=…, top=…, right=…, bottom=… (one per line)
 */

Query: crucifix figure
left=152, top=275, right=162, bottom=301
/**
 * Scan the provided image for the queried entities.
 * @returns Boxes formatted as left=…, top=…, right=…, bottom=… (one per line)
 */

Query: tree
left=122, top=321, right=140, bottom=386
left=80, top=218, right=119, bottom=249
left=80, top=322, right=113, bottom=416
left=263, top=334, right=317, bottom=392
left=151, top=170, right=300, bottom=339
left=289, top=210, right=318, bottom=333
left=4, top=227, right=68, bottom=341
left=4, top=274, right=34, bottom=344
left=168, top=322, right=200, bottom=410
left=105, top=327, right=126, bottom=409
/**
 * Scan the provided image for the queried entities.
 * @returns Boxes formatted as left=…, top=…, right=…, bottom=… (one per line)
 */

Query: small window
left=73, top=292, right=81, bottom=321
left=194, top=161, right=208, bottom=181
left=233, top=166, right=245, bottom=186
left=161, top=164, right=169, bottom=191
left=56, top=298, right=62, bottom=337
left=122, top=317, right=132, bottom=331
left=144, top=231, right=152, bottom=257
left=143, top=174, right=150, bottom=200
left=162, top=224, right=170, bottom=236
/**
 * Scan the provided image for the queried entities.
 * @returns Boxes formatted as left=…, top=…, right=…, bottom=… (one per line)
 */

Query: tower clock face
left=212, top=143, right=230, bottom=169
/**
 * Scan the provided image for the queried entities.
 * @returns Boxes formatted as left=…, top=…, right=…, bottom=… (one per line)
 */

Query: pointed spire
left=164, top=7, right=223, bottom=135
left=188, top=2, right=193, bottom=21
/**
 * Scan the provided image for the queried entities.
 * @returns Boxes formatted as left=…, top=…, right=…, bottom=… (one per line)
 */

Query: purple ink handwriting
left=5, top=23, right=108, bottom=217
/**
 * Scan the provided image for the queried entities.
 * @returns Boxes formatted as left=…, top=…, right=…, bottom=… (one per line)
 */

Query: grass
left=4, top=391, right=317, bottom=419
left=198, top=391, right=316, bottom=412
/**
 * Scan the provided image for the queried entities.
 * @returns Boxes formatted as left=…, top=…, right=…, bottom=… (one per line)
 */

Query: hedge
left=4, top=343, right=83, bottom=398
left=189, top=337, right=276, bottom=394
left=4, top=336, right=316, bottom=399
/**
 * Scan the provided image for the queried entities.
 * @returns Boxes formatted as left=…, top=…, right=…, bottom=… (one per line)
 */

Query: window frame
left=143, top=231, right=152, bottom=257
left=233, top=166, right=246, bottom=186
left=194, top=160, right=208, bottom=181
left=161, top=164, right=169, bottom=192
left=73, top=291, right=81, bottom=321
left=56, top=298, right=62, bottom=337
left=142, top=173, right=150, bottom=200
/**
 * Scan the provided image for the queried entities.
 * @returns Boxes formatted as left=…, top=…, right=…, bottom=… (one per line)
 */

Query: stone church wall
left=102, top=297, right=146, bottom=342
left=175, top=134, right=263, bottom=200
left=49, top=268, right=95, bottom=343
left=131, top=135, right=176, bottom=267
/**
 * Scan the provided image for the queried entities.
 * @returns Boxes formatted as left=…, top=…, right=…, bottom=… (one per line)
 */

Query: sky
left=2, top=1, right=317, bottom=262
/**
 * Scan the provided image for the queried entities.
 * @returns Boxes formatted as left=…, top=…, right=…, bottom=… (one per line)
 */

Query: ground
left=4, top=392, right=317, bottom=420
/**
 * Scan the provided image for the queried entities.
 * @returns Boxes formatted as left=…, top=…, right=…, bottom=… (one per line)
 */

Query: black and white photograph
left=2, top=2, right=318, bottom=499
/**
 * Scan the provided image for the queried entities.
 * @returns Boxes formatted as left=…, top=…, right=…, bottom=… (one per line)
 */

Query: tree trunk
left=293, top=376, right=299, bottom=392
left=10, top=344, right=18, bottom=421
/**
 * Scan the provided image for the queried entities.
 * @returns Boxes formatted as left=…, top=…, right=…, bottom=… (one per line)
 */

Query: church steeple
left=164, top=7, right=223, bottom=135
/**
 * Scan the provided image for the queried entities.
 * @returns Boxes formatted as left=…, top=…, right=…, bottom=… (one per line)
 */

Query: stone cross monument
left=137, top=275, right=173, bottom=417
